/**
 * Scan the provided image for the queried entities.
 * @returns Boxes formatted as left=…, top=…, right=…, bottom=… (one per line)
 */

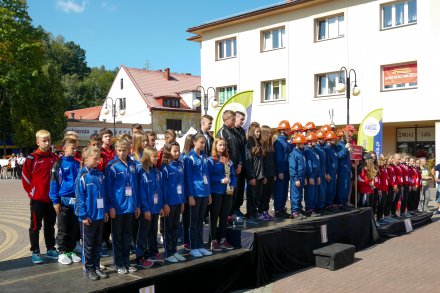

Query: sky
left=27, top=0, right=280, bottom=76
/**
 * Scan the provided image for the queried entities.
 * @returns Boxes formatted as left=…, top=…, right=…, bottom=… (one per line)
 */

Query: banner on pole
left=357, top=108, right=383, bottom=156
left=213, top=91, right=253, bottom=136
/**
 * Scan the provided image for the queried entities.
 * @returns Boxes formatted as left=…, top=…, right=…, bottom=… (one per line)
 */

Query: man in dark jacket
left=216, top=110, right=244, bottom=224
left=232, top=111, right=247, bottom=219
left=198, top=114, right=214, bottom=156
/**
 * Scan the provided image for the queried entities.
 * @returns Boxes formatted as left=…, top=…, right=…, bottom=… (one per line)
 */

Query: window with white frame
left=382, top=0, right=417, bottom=29
left=262, top=27, right=285, bottom=51
left=382, top=62, right=417, bottom=90
left=262, top=79, right=286, bottom=102
left=316, top=72, right=345, bottom=97
left=217, top=86, right=237, bottom=105
left=316, top=14, right=344, bottom=41
left=217, top=38, right=237, bottom=60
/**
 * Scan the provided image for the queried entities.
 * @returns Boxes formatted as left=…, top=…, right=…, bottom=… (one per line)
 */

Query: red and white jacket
left=379, top=166, right=389, bottom=192
left=392, top=164, right=403, bottom=186
left=21, top=149, right=58, bottom=203
left=358, top=168, right=373, bottom=194
left=400, top=163, right=409, bottom=185
left=387, top=165, right=396, bottom=189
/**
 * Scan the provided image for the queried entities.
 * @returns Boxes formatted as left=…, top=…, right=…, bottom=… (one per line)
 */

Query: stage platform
left=0, top=208, right=431, bottom=293
left=376, top=211, right=433, bottom=238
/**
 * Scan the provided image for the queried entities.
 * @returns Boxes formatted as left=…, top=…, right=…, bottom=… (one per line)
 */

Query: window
left=316, top=71, right=345, bottom=97
left=262, top=79, right=286, bottom=102
left=217, top=86, right=237, bottom=105
left=382, top=62, right=417, bottom=90
left=119, top=98, right=126, bottom=110
left=262, top=27, right=285, bottom=51
left=166, top=119, right=182, bottom=131
left=120, top=78, right=123, bottom=90
left=382, top=0, right=417, bottom=29
left=217, top=38, right=237, bottom=60
left=163, top=98, right=180, bottom=108
left=316, top=14, right=344, bottom=41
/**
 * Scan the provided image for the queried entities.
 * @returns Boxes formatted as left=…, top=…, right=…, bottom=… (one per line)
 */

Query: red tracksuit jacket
left=358, top=168, right=373, bottom=194
left=379, top=166, right=389, bottom=192
left=400, top=163, right=409, bottom=185
left=393, top=164, right=403, bottom=186
left=387, top=165, right=396, bottom=189
left=22, top=149, right=58, bottom=203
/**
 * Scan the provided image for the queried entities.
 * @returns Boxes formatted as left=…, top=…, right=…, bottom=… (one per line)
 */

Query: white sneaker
left=99, top=263, right=107, bottom=270
left=58, top=253, right=72, bottom=265
left=68, top=252, right=81, bottom=263
left=165, top=255, right=178, bottom=263
left=190, top=249, right=203, bottom=258
left=198, top=248, right=212, bottom=256
left=173, top=252, right=186, bottom=261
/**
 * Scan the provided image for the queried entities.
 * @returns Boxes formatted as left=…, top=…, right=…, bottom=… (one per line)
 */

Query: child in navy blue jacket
left=106, top=139, right=140, bottom=275
left=75, top=147, right=109, bottom=281
left=289, top=134, right=307, bottom=220
left=50, top=138, right=81, bottom=265
left=161, top=142, right=186, bottom=262
left=138, top=147, right=165, bottom=265
left=208, top=138, right=236, bottom=251
left=184, top=134, right=212, bottom=258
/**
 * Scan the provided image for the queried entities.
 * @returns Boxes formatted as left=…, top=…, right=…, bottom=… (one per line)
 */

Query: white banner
left=65, top=127, right=131, bottom=140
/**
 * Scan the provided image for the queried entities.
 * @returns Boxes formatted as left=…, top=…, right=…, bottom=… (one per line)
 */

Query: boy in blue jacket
left=106, top=139, right=140, bottom=274
left=335, top=134, right=352, bottom=208
left=50, top=138, right=81, bottom=265
left=314, top=130, right=327, bottom=215
left=75, top=146, right=109, bottom=281
left=289, top=134, right=307, bottom=219
left=304, top=133, right=321, bottom=217
left=324, top=131, right=339, bottom=210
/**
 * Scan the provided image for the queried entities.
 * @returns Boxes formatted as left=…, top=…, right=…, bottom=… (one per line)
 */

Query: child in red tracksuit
left=376, top=155, right=389, bottom=223
left=391, top=154, right=403, bottom=217
left=22, top=129, right=60, bottom=264
left=386, top=155, right=397, bottom=219
left=408, top=157, right=419, bottom=213
left=357, top=159, right=374, bottom=208
left=400, top=156, right=410, bottom=216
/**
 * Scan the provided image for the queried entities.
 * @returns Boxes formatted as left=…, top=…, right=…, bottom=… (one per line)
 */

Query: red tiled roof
left=123, top=66, right=200, bottom=111
left=65, top=106, right=102, bottom=120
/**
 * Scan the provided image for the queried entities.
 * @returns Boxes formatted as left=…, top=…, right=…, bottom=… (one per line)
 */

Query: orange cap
left=316, top=130, right=326, bottom=139
left=304, top=122, right=316, bottom=131
left=291, top=122, right=303, bottom=132
left=325, top=131, right=337, bottom=140
left=320, top=125, right=331, bottom=132
left=277, top=120, right=291, bottom=131
left=345, top=124, right=356, bottom=132
left=305, top=132, right=318, bottom=141
left=336, top=129, right=345, bottom=138
left=291, top=133, right=306, bottom=144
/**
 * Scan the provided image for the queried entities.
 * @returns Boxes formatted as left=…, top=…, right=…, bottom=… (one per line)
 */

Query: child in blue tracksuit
left=184, top=134, right=212, bottom=258
left=324, top=132, right=339, bottom=208
left=106, top=139, right=140, bottom=275
left=162, top=142, right=186, bottom=262
left=273, top=130, right=291, bottom=218
left=138, top=147, right=164, bottom=265
left=50, top=138, right=81, bottom=265
left=336, top=137, right=352, bottom=207
left=208, top=138, right=236, bottom=251
left=75, top=147, right=109, bottom=281
left=315, top=133, right=327, bottom=214
left=304, top=134, right=320, bottom=217
left=289, top=134, right=307, bottom=219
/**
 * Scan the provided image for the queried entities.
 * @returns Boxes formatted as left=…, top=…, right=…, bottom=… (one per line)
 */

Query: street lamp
left=336, top=67, right=361, bottom=124
left=193, top=86, right=219, bottom=114
left=103, top=97, right=126, bottom=135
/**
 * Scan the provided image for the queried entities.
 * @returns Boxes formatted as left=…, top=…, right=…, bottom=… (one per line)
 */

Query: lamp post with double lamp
left=336, top=67, right=361, bottom=125
left=102, top=97, right=126, bottom=135
left=192, top=86, right=219, bottom=115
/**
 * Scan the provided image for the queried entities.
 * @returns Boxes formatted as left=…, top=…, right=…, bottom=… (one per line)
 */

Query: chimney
left=164, top=68, right=170, bottom=80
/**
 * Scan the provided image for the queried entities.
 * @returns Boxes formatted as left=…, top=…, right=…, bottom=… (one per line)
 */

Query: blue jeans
left=290, top=179, right=304, bottom=213
left=273, top=171, right=289, bottom=212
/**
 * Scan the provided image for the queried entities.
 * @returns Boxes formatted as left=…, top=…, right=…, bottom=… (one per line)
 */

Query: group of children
left=22, top=125, right=237, bottom=281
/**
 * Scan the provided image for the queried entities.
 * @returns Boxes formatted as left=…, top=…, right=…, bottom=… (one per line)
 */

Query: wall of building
left=199, top=0, right=439, bottom=129
left=99, top=68, right=153, bottom=125
left=151, top=111, right=200, bottom=134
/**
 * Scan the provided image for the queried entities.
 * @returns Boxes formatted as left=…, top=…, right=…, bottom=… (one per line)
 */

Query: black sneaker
left=95, top=268, right=109, bottom=279
left=312, top=211, right=321, bottom=217
left=86, top=269, right=100, bottom=281
left=275, top=211, right=290, bottom=218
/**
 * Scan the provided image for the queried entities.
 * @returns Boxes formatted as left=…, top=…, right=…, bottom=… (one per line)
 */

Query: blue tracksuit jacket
left=105, top=156, right=139, bottom=215
left=274, top=134, right=291, bottom=174
left=162, top=160, right=185, bottom=206
left=324, top=143, right=338, bottom=175
left=184, top=149, right=210, bottom=197
left=208, top=156, right=237, bottom=195
left=139, top=166, right=163, bottom=214
left=75, top=167, right=107, bottom=221
left=304, top=146, right=320, bottom=180
left=50, top=156, right=80, bottom=207
left=289, top=147, right=306, bottom=181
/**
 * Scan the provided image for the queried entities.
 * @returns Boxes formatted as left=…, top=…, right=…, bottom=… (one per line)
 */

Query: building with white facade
left=187, top=0, right=440, bottom=159
left=98, top=65, right=201, bottom=134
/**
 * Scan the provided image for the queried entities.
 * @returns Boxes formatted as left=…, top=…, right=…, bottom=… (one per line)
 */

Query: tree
left=0, top=0, right=66, bottom=147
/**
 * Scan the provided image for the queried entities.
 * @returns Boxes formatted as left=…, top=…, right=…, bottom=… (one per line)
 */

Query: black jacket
left=197, top=129, right=214, bottom=156
left=217, top=125, right=243, bottom=168
left=245, top=138, right=264, bottom=180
